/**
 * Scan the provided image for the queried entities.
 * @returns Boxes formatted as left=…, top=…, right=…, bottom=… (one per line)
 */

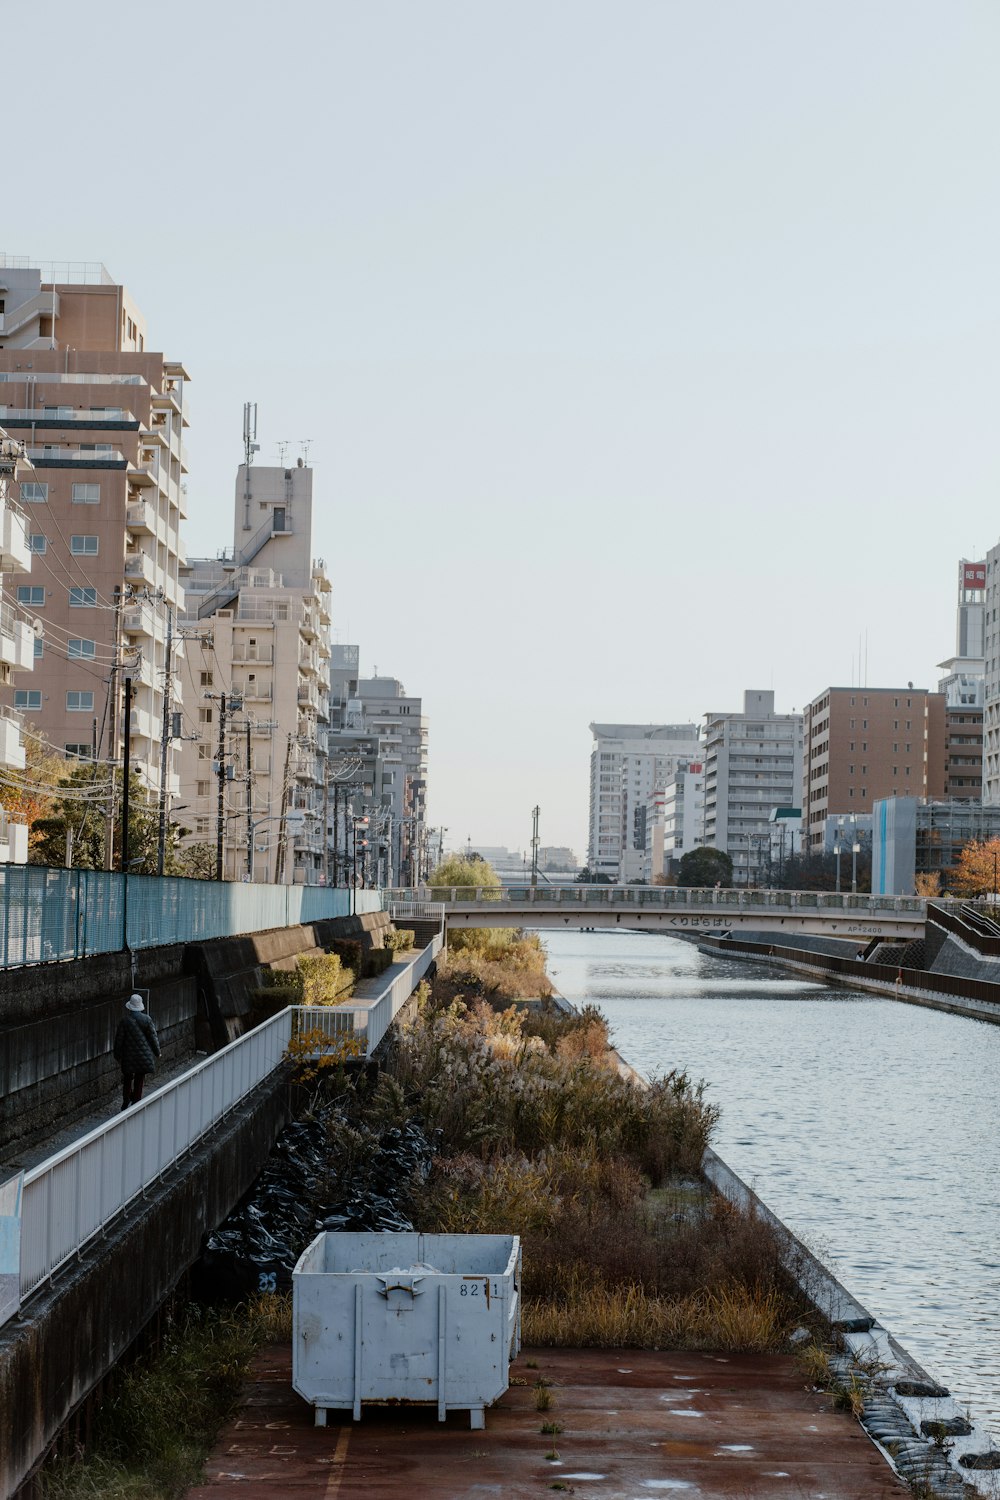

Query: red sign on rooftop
left=963, top=562, right=986, bottom=589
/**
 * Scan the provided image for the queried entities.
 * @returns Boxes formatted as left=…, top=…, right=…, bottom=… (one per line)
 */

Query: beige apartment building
left=0, top=431, right=36, bottom=861
left=0, top=256, right=188, bottom=802
left=177, top=461, right=332, bottom=884
left=802, top=687, right=946, bottom=853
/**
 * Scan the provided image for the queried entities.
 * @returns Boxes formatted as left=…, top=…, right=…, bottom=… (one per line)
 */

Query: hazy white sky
left=9, top=2, right=1000, bottom=857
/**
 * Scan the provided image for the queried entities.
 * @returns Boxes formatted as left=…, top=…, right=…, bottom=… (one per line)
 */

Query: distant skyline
left=8, top=2, right=1000, bottom=856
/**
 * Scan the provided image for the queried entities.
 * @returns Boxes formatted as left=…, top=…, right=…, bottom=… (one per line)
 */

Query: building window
left=28, top=533, right=46, bottom=553
left=200, top=671, right=213, bottom=687
left=70, top=535, right=99, bottom=555
left=197, top=744, right=211, bottom=760
left=69, top=587, right=97, bottom=607
left=71, top=483, right=100, bottom=504
left=65, top=744, right=92, bottom=759
left=21, top=482, right=48, bottom=504
left=198, top=708, right=213, bottom=724
left=67, top=690, right=95, bottom=711
left=196, top=780, right=211, bottom=797
left=14, top=690, right=42, bottom=711
left=17, top=585, right=44, bottom=607
left=68, top=638, right=96, bottom=659
left=33, top=637, right=43, bottom=659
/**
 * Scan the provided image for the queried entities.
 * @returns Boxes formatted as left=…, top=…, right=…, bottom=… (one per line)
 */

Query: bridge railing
left=0, top=864, right=382, bottom=968
left=10, top=937, right=441, bottom=1324
left=382, top=885, right=925, bottom=914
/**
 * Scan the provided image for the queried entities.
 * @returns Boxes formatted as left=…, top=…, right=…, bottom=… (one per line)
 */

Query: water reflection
left=540, top=927, right=1000, bottom=1435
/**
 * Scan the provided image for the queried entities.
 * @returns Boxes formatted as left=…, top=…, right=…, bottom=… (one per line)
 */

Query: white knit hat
left=126, top=994, right=144, bottom=1012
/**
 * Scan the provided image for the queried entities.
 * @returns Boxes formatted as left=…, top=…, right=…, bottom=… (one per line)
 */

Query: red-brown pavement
left=184, top=1345, right=910, bottom=1499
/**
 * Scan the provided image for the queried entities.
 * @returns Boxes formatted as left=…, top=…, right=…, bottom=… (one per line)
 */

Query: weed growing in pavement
left=540, top=1421, right=563, bottom=1435
left=534, top=1382, right=554, bottom=1411
left=38, top=1295, right=291, bottom=1500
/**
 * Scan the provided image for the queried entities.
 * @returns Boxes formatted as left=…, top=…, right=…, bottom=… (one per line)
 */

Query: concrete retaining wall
left=0, top=1072, right=291, bottom=1500
left=0, top=911, right=393, bottom=1163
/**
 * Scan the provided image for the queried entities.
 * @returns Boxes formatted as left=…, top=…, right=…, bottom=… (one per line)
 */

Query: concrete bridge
left=385, top=885, right=927, bottom=942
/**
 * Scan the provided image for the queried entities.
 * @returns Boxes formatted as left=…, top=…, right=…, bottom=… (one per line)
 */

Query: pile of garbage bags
left=197, top=1098, right=437, bottom=1300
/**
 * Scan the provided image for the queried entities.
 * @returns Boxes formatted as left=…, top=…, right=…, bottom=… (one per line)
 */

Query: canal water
left=538, top=927, right=1000, bottom=1436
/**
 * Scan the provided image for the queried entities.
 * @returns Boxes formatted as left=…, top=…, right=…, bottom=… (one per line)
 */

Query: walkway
left=185, top=1345, right=908, bottom=1499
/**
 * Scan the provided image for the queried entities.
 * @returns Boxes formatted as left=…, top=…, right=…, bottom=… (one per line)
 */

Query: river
left=538, top=926, right=1000, bottom=1436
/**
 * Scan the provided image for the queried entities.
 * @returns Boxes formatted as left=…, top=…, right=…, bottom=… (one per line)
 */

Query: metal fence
left=11, top=937, right=441, bottom=1321
left=0, top=865, right=383, bottom=968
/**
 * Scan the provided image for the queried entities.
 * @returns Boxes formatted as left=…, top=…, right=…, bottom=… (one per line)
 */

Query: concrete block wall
left=0, top=946, right=197, bottom=1162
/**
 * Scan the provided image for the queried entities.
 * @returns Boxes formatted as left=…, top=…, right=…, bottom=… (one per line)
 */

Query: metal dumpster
left=292, top=1230, right=521, bottom=1429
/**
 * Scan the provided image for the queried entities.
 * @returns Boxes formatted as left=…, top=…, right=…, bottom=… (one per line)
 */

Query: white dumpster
left=292, top=1230, right=521, bottom=1429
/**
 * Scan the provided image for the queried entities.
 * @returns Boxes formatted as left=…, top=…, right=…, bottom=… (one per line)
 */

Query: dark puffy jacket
left=113, top=1011, right=160, bottom=1075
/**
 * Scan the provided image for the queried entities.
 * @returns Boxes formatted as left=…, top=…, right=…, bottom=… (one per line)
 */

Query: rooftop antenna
left=242, top=402, right=259, bottom=531
left=299, top=438, right=312, bottom=466
left=276, top=440, right=290, bottom=466
left=243, top=402, right=259, bottom=468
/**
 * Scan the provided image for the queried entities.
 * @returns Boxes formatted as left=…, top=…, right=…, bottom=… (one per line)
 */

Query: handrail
left=10, top=936, right=441, bottom=1323
left=382, top=885, right=926, bottom=916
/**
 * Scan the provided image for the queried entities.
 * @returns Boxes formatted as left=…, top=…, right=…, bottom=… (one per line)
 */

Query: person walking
left=113, top=994, right=160, bottom=1111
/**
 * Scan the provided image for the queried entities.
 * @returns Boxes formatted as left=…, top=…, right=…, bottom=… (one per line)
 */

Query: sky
left=8, top=2, right=1000, bottom=860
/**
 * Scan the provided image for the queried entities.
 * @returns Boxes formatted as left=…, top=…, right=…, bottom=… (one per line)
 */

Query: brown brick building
left=802, top=687, right=946, bottom=853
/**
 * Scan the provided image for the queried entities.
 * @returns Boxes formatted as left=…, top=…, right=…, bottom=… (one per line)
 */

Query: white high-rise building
left=588, top=722, right=701, bottom=881
left=703, top=690, right=803, bottom=883
left=641, top=761, right=704, bottom=883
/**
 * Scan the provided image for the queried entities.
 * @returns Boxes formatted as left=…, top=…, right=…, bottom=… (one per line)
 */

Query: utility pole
left=215, top=691, right=227, bottom=881
left=274, top=732, right=293, bottom=885
left=530, top=805, right=540, bottom=888
left=156, top=603, right=174, bottom=877
left=121, top=676, right=133, bottom=950
left=245, top=719, right=254, bottom=881
left=322, top=756, right=331, bottom=887
left=105, top=585, right=124, bottom=871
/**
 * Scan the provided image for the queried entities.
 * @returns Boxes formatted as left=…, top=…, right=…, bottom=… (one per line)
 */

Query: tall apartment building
left=937, top=560, right=985, bottom=799
left=983, top=544, right=1000, bottom=802
left=641, top=761, right=703, bottom=883
left=0, top=431, right=36, bottom=862
left=0, top=256, right=188, bottom=801
left=802, top=686, right=945, bottom=853
left=703, top=691, right=802, bottom=882
left=588, top=723, right=701, bottom=881
left=327, top=651, right=431, bottom=883
left=177, top=461, right=332, bottom=883
left=354, top=676, right=429, bottom=885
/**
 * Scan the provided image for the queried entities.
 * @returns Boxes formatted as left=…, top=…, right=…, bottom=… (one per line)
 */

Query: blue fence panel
left=0, top=866, right=385, bottom=968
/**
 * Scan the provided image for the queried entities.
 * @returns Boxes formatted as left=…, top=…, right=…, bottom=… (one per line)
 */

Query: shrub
left=385, top=927, right=415, bottom=954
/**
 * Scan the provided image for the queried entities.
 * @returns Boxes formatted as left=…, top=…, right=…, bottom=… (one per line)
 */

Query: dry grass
left=524, top=1276, right=786, bottom=1353
left=434, top=931, right=554, bottom=1001
left=393, top=979, right=809, bottom=1355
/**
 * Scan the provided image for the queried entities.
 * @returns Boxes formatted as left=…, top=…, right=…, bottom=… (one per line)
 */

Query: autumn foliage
left=950, top=838, right=1000, bottom=898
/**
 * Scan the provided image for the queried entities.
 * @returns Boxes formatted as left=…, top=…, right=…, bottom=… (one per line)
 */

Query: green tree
left=30, top=766, right=189, bottom=873
left=677, top=847, right=734, bottom=888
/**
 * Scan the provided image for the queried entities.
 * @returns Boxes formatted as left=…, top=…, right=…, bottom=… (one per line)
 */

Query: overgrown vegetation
left=375, top=978, right=810, bottom=1352
left=433, top=928, right=553, bottom=1001
left=40, top=1296, right=291, bottom=1500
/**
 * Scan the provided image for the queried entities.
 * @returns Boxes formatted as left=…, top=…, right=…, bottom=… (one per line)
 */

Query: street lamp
left=834, top=821, right=843, bottom=894
left=851, top=837, right=861, bottom=895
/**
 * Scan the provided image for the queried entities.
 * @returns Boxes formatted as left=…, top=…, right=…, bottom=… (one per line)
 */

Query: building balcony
left=124, top=552, right=157, bottom=586
left=0, top=405, right=138, bottom=431
left=122, top=601, right=157, bottom=637
left=126, top=500, right=157, bottom=535
left=0, top=603, right=34, bottom=671
left=130, top=457, right=161, bottom=489
left=26, top=447, right=128, bottom=469
left=0, top=814, right=28, bottom=864
left=0, top=707, right=25, bottom=771
left=0, top=501, right=30, bottom=575
left=128, top=706, right=155, bottom=742
left=233, top=643, right=274, bottom=665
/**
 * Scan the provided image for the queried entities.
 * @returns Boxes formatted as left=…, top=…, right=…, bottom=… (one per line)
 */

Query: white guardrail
left=12, top=937, right=441, bottom=1320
